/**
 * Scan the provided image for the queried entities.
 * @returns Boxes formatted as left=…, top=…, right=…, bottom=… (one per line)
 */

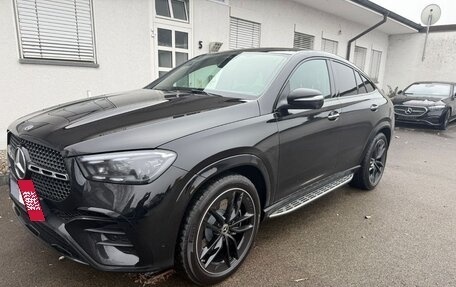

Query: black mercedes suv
left=7, top=48, right=393, bottom=285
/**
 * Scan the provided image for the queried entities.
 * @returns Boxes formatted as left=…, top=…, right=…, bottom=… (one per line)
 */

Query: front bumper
left=9, top=162, right=189, bottom=273
left=394, top=110, right=446, bottom=127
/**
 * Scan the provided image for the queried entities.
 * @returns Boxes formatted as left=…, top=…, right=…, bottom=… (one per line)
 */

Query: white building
left=1, top=0, right=455, bottom=147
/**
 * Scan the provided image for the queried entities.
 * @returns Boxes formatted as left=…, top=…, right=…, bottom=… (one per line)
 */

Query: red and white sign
left=17, top=180, right=45, bottom=222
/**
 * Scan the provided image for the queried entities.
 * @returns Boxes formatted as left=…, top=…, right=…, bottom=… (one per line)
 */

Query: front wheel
left=350, top=133, right=389, bottom=190
left=176, top=174, right=261, bottom=286
left=439, top=110, right=450, bottom=130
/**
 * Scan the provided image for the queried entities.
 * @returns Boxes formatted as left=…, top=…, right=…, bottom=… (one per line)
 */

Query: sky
left=371, top=0, right=456, bottom=25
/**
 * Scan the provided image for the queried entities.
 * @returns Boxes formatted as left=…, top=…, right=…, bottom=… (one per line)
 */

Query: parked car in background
left=7, top=48, right=393, bottom=286
left=393, top=82, right=456, bottom=130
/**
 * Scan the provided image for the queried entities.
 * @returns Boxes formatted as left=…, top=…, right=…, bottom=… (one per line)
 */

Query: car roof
left=411, top=81, right=456, bottom=85
left=212, top=47, right=352, bottom=64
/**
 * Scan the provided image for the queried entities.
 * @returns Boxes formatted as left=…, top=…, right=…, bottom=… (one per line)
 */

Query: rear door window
left=355, top=71, right=368, bottom=94
left=332, top=61, right=357, bottom=97
left=360, top=74, right=375, bottom=93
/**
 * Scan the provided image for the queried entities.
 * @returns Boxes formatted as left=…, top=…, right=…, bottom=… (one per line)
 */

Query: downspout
left=346, top=13, right=389, bottom=60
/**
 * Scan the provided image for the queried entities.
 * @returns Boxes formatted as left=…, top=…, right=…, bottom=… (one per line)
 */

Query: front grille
left=8, top=133, right=70, bottom=201
left=394, top=105, right=428, bottom=117
left=9, top=134, right=66, bottom=173
left=31, top=173, right=71, bottom=201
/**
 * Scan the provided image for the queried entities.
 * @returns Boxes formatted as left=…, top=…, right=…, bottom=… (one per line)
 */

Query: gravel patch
left=0, top=150, right=7, bottom=175
left=0, top=150, right=8, bottom=186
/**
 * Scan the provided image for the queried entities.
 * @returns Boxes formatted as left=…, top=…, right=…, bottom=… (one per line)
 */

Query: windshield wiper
left=166, top=87, right=221, bottom=97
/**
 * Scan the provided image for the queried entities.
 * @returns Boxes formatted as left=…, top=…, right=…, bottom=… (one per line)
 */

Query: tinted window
left=288, top=60, right=331, bottom=98
left=355, top=71, right=367, bottom=94
left=361, top=74, right=375, bottom=93
left=404, top=83, right=451, bottom=98
left=332, top=62, right=357, bottom=97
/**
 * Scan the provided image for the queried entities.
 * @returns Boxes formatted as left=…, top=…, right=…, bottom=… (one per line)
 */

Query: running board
left=269, top=173, right=354, bottom=218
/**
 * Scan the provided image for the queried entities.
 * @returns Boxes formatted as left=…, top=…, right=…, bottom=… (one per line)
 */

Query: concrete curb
left=0, top=174, right=8, bottom=186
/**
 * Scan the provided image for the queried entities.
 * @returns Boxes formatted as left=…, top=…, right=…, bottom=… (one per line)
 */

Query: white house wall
left=193, top=0, right=389, bottom=85
left=0, top=0, right=153, bottom=147
left=384, top=31, right=456, bottom=91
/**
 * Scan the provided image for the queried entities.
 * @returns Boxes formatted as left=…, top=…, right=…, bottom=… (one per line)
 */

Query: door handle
left=370, top=104, right=379, bottom=112
left=327, top=111, right=340, bottom=121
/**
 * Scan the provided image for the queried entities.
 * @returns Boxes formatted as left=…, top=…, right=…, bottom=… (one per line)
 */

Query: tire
left=176, top=174, right=261, bottom=286
left=350, top=133, right=388, bottom=190
left=439, top=110, right=450, bottom=130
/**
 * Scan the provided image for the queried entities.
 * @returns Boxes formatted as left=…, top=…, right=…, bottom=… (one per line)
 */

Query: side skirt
left=265, top=170, right=355, bottom=219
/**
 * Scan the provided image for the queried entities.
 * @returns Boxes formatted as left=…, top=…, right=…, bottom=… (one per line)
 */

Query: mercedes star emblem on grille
left=405, top=107, right=413, bottom=115
left=14, top=147, right=28, bottom=179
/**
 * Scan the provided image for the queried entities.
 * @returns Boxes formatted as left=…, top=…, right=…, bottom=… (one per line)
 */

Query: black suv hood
left=392, top=95, right=448, bottom=107
left=8, top=89, right=259, bottom=156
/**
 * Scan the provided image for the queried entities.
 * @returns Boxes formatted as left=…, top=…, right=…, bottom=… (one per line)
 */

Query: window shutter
left=369, top=50, right=382, bottom=83
left=353, top=46, right=367, bottom=71
left=293, top=32, right=314, bottom=50
left=229, top=17, right=261, bottom=49
left=321, top=38, right=338, bottom=55
left=15, top=0, right=96, bottom=63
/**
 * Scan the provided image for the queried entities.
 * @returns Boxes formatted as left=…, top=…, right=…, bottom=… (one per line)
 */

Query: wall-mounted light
left=209, top=42, right=223, bottom=53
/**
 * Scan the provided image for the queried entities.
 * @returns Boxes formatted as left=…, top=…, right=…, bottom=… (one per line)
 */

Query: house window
left=370, top=50, right=382, bottom=83
left=293, top=32, right=314, bottom=50
left=321, top=38, right=338, bottom=55
left=354, top=46, right=367, bottom=71
left=229, top=17, right=261, bottom=49
left=155, top=0, right=189, bottom=21
left=156, top=27, right=190, bottom=77
left=14, top=0, right=97, bottom=66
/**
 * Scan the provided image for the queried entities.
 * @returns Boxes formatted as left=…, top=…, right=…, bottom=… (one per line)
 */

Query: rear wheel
left=350, top=133, right=388, bottom=190
left=176, top=174, right=260, bottom=286
left=439, top=110, right=450, bottom=130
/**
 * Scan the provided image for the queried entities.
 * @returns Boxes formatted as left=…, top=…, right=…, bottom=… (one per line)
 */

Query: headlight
left=77, top=150, right=177, bottom=184
left=428, top=105, right=446, bottom=111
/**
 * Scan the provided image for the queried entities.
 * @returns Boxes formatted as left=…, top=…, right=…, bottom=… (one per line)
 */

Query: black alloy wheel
left=350, top=133, right=389, bottom=190
left=439, top=110, right=451, bottom=130
left=197, top=187, right=256, bottom=274
left=368, top=137, right=387, bottom=186
left=177, top=174, right=260, bottom=286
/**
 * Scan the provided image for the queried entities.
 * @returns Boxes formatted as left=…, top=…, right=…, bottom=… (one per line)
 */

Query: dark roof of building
left=351, top=0, right=423, bottom=31
left=427, top=24, right=456, bottom=33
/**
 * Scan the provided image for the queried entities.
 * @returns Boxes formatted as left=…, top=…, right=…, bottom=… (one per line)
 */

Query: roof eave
left=350, top=0, right=423, bottom=31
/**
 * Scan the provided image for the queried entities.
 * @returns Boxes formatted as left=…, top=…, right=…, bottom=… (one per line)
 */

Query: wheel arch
left=358, top=120, right=392, bottom=165
left=177, top=153, right=273, bottom=211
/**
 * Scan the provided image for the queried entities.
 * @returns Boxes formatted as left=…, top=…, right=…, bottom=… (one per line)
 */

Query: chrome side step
left=269, top=173, right=354, bottom=218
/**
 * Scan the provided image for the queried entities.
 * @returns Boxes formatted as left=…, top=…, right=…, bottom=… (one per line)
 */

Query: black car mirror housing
left=287, top=88, right=324, bottom=110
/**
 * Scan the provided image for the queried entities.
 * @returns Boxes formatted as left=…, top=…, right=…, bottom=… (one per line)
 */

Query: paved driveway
left=1, top=123, right=455, bottom=287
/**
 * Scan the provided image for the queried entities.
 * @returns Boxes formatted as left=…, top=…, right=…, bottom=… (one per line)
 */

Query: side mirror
left=287, top=88, right=324, bottom=109
left=397, top=90, right=403, bottom=95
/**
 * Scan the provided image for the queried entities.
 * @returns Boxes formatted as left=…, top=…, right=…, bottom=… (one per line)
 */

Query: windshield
left=404, top=83, right=451, bottom=98
left=148, top=52, right=289, bottom=98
